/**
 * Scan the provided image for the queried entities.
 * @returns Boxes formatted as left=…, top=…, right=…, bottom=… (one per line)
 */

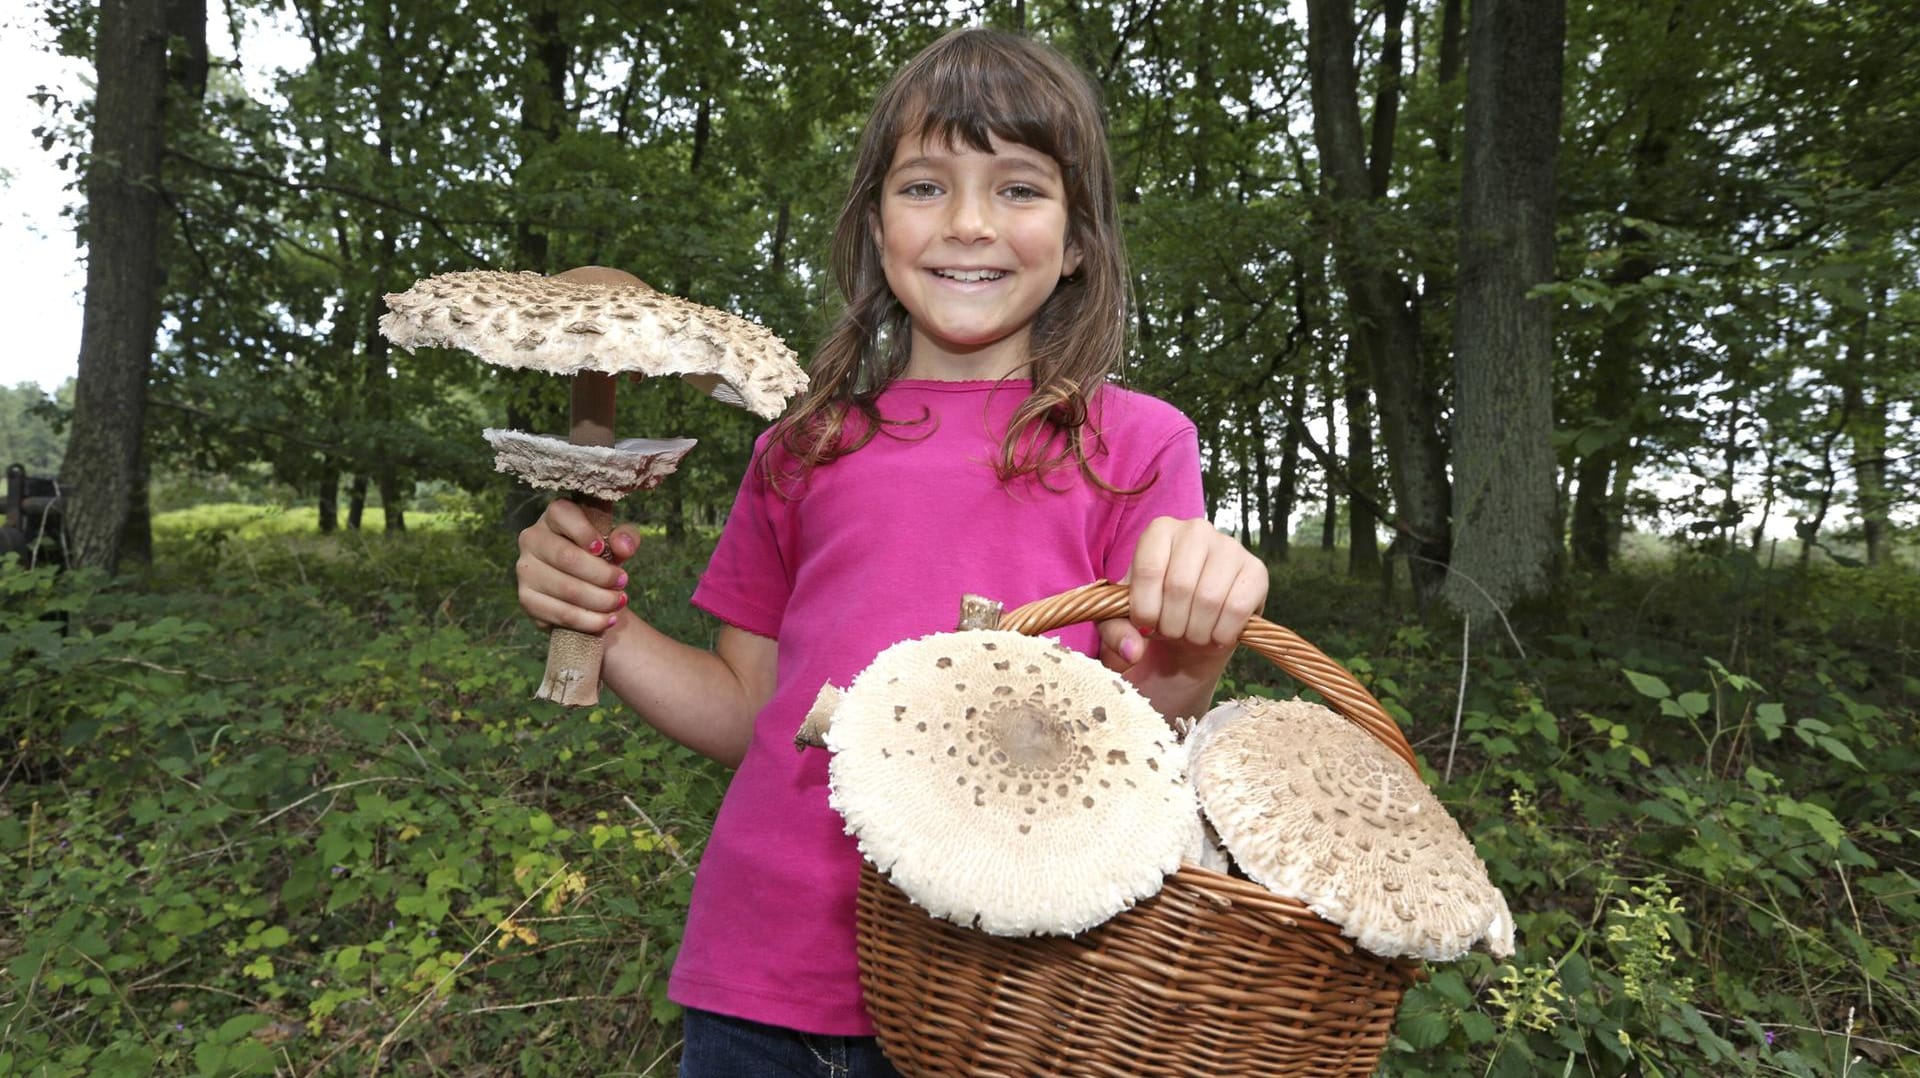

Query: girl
left=514, top=27, right=1268, bottom=1077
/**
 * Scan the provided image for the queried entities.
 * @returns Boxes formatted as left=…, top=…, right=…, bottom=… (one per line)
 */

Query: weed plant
left=2, top=512, right=1916, bottom=1075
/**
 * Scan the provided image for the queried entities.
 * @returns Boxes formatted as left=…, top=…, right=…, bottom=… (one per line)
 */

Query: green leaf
left=1623, top=670, right=1671, bottom=699
left=1815, top=736, right=1863, bottom=769
left=1396, top=1009, right=1452, bottom=1050
left=1459, top=1010, right=1498, bottom=1043
left=211, top=1013, right=271, bottom=1044
left=1754, top=702, right=1787, bottom=740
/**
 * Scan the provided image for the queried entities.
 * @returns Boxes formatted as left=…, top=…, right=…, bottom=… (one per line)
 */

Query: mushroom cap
left=1187, top=698, right=1515, bottom=961
left=380, top=270, right=807, bottom=420
left=825, top=629, right=1192, bottom=937
left=482, top=428, right=696, bottom=501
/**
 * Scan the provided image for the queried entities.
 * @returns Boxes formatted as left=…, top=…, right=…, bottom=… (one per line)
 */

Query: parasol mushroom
left=811, top=607, right=1194, bottom=937
left=1185, top=697, right=1515, bottom=961
left=381, top=267, right=806, bottom=706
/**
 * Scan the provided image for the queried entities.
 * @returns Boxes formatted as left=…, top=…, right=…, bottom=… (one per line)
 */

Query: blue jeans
left=679, top=1007, right=906, bottom=1078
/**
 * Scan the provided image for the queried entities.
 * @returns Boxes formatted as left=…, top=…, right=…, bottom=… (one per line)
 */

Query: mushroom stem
left=956, top=594, right=1004, bottom=631
left=793, top=684, right=844, bottom=751
left=536, top=363, right=621, bottom=706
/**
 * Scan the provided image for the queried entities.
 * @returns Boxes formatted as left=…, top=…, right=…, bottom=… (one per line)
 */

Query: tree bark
left=1273, top=379, right=1303, bottom=561
left=1443, top=0, right=1565, bottom=620
left=1321, top=395, right=1338, bottom=552
left=502, top=0, right=571, bottom=534
left=1305, top=0, right=1451, bottom=601
left=318, top=458, right=339, bottom=533
left=1844, top=290, right=1892, bottom=566
left=348, top=474, right=368, bottom=530
left=60, top=0, right=170, bottom=574
left=1344, top=365, right=1380, bottom=576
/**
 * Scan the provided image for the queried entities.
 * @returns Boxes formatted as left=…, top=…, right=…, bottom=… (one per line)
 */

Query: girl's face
left=874, top=132, right=1081, bottom=381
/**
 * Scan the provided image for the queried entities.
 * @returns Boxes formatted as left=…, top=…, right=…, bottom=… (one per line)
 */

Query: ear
left=869, top=205, right=883, bottom=247
left=1062, top=236, right=1083, bottom=278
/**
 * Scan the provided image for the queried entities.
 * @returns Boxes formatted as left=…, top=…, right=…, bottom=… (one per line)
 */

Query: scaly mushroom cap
left=380, top=270, right=807, bottom=419
left=1187, top=698, right=1515, bottom=961
left=824, top=629, right=1193, bottom=937
left=482, top=429, right=697, bottom=501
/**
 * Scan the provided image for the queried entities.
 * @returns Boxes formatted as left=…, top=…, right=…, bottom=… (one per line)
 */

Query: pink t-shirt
left=670, top=378, right=1204, bottom=1035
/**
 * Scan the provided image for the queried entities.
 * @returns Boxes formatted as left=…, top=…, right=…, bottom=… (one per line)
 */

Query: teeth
left=935, top=269, right=1005, bottom=282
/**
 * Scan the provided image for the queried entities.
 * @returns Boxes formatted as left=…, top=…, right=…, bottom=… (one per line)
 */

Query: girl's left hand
left=1098, top=517, right=1268, bottom=674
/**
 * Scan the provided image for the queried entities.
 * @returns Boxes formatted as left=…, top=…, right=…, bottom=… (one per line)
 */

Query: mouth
left=931, top=268, right=1007, bottom=283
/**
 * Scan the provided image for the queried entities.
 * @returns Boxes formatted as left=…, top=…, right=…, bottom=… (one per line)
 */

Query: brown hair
left=766, top=27, right=1131, bottom=490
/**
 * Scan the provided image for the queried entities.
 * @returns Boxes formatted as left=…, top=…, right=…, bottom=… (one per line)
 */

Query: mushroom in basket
left=1184, top=698, right=1516, bottom=961
left=800, top=626, right=1199, bottom=937
left=379, top=267, right=806, bottom=706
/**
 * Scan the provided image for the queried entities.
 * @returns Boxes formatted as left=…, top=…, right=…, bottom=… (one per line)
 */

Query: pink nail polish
left=616, top=572, right=628, bottom=588
left=607, top=613, right=619, bottom=628
left=589, top=538, right=605, bottom=555
left=617, top=593, right=628, bottom=607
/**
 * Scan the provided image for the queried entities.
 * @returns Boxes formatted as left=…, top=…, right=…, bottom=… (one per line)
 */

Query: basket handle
left=998, top=581, right=1418, bottom=773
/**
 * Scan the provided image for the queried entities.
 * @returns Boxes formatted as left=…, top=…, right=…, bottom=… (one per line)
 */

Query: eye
left=1002, top=183, right=1043, bottom=202
left=899, top=181, right=942, bottom=199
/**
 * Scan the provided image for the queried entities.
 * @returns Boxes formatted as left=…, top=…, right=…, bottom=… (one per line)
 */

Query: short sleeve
left=691, top=437, right=793, bottom=638
left=1101, top=409, right=1205, bottom=582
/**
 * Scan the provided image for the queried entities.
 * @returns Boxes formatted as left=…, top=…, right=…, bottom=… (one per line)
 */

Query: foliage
left=4, top=521, right=1914, bottom=1074
left=0, top=381, right=71, bottom=476
left=1, top=512, right=728, bottom=1075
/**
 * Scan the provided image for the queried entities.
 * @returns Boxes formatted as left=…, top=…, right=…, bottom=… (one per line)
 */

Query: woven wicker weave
left=854, top=582, right=1424, bottom=1077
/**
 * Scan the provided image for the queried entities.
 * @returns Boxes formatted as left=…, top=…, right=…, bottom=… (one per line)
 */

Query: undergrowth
left=2, top=513, right=1916, bottom=1075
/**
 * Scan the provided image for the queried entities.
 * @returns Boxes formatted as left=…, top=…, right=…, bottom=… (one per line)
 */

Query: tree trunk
left=1273, top=380, right=1303, bottom=562
left=59, top=0, right=170, bottom=574
left=1305, top=0, right=1452, bottom=601
left=318, top=458, right=339, bottom=533
left=1237, top=409, right=1253, bottom=543
left=1442, top=0, right=1565, bottom=621
left=378, top=470, right=407, bottom=533
left=1322, top=390, right=1338, bottom=552
left=1255, top=403, right=1276, bottom=558
left=1344, top=367, right=1380, bottom=576
left=500, top=1, right=570, bottom=534
left=348, top=474, right=368, bottom=530
left=1845, top=287, right=1892, bottom=566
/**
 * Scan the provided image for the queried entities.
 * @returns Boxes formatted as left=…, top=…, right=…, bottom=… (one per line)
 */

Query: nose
left=945, top=189, right=996, bottom=244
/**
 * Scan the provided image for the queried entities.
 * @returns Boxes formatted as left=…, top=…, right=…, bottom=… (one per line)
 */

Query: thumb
left=1097, top=617, right=1146, bottom=674
left=607, top=524, right=645, bottom=564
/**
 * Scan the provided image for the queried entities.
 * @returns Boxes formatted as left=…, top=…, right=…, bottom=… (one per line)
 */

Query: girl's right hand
left=514, top=499, right=641, bottom=633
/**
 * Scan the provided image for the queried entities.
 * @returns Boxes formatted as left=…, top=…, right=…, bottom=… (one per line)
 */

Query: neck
left=902, top=326, right=1035, bottom=382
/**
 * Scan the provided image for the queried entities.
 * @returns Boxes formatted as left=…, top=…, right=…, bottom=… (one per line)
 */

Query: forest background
left=2, top=0, right=1916, bottom=1075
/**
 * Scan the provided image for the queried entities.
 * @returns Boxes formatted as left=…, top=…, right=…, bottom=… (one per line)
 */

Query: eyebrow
left=887, top=154, right=1058, bottom=180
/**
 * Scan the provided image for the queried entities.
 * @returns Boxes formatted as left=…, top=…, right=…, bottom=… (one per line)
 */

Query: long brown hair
left=766, top=27, right=1132, bottom=490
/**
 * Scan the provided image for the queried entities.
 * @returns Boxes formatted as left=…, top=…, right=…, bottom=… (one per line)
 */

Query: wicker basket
left=853, top=582, right=1425, bottom=1077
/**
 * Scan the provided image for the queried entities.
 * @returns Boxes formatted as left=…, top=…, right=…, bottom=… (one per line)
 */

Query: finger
left=1215, top=560, right=1269, bottom=647
left=1150, top=522, right=1210, bottom=643
left=517, top=552, right=629, bottom=626
left=540, top=498, right=605, bottom=551
left=607, top=523, right=645, bottom=563
left=1096, top=617, right=1145, bottom=673
left=520, top=513, right=625, bottom=590
left=1184, top=541, right=1251, bottom=647
left=1126, top=519, right=1174, bottom=634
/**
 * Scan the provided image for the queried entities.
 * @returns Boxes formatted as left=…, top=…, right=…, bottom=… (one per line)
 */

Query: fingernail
left=589, top=539, right=605, bottom=555
left=1121, top=638, right=1142, bottom=663
left=607, top=614, right=619, bottom=628
left=617, top=593, right=628, bottom=607
left=616, top=572, right=628, bottom=588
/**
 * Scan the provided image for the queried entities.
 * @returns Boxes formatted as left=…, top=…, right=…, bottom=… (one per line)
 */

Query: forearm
left=594, top=611, right=762, bottom=768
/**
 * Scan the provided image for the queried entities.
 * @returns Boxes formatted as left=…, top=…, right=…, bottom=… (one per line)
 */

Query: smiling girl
left=513, top=27, right=1268, bottom=1076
